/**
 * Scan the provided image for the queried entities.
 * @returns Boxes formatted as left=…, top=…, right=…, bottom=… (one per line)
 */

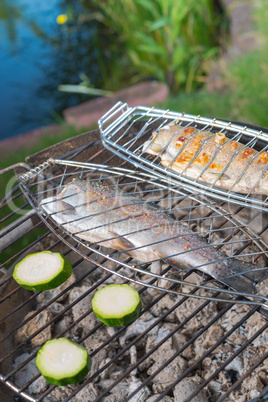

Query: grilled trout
left=41, top=179, right=264, bottom=293
left=142, top=123, right=268, bottom=195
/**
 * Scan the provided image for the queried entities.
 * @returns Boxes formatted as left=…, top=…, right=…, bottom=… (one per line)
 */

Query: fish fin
left=208, top=170, right=230, bottom=180
left=239, top=264, right=268, bottom=283
left=208, top=171, right=230, bottom=180
left=215, top=259, right=265, bottom=293
left=58, top=201, right=77, bottom=215
left=108, top=231, right=135, bottom=252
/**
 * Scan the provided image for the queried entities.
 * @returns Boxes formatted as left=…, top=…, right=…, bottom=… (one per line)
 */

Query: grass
left=161, top=51, right=268, bottom=128
left=161, top=91, right=231, bottom=121
left=162, top=0, right=268, bottom=128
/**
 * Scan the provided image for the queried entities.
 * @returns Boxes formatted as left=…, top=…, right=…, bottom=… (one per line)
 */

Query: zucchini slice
left=36, top=338, right=91, bottom=385
left=13, top=251, right=72, bottom=291
left=91, top=284, right=142, bottom=326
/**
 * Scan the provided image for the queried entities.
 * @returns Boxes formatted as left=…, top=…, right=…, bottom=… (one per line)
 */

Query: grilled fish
left=142, top=123, right=268, bottom=195
left=41, top=179, right=264, bottom=294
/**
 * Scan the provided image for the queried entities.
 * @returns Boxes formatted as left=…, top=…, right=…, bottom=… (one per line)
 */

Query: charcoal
left=35, top=273, right=76, bottom=305
left=127, top=377, right=151, bottom=401
left=68, top=285, right=97, bottom=333
left=119, top=313, right=158, bottom=347
left=13, top=352, right=48, bottom=395
left=173, top=378, right=209, bottom=402
left=147, top=395, right=173, bottom=402
left=13, top=310, right=53, bottom=346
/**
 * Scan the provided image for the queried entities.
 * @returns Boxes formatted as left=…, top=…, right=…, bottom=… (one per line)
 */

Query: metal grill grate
left=99, top=102, right=268, bottom=212
left=18, top=160, right=268, bottom=305
left=0, top=128, right=268, bottom=401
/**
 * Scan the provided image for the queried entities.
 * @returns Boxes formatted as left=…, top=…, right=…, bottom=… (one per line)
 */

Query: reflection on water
left=0, top=0, right=111, bottom=140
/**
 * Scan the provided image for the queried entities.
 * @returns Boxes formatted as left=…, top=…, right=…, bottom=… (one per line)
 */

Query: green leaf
left=147, top=17, right=169, bottom=32
left=137, top=43, right=166, bottom=56
left=58, top=85, right=113, bottom=97
left=135, top=0, right=160, bottom=18
left=172, top=42, right=188, bottom=69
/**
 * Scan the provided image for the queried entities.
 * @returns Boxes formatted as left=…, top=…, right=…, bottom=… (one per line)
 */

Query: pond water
left=0, top=0, right=105, bottom=140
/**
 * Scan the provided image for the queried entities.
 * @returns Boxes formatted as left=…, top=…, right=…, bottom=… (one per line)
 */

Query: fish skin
left=142, top=124, right=268, bottom=195
left=41, top=179, right=264, bottom=294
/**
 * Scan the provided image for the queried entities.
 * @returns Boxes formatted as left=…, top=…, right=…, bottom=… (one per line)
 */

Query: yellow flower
left=56, top=14, right=68, bottom=25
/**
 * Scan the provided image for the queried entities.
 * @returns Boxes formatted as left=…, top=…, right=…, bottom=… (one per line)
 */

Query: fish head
left=40, top=180, right=85, bottom=225
left=142, top=136, right=165, bottom=155
left=142, top=122, right=182, bottom=156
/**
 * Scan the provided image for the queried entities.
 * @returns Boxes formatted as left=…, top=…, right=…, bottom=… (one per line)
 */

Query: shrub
left=94, top=0, right=226, bottom=93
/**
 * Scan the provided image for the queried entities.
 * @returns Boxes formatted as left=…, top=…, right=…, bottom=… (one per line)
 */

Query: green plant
left=162, top=46, right=268, bottom=128
left=0, top=0, right=23, bottom=43
left=94, top=0, right=223, bottom=93
left=220, top=50, right=268, bottom=127
left=58, top=73, right=113, bottom=97
left=162, top=91, right=232, bottom=121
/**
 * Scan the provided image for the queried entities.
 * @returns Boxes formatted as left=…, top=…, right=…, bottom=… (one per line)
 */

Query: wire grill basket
left=99, top=102, right=268, bottom=212
left=19, top=159, right=268, bottom=309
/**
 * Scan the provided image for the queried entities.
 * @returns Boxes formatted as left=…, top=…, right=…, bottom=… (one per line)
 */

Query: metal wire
left=99, top=102, right=268, bottom=211
left=18, top=161, right=268, bottom=306
left=1, top=131, right=268, bottom=402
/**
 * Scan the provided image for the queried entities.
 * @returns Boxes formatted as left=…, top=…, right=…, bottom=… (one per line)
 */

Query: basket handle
left=19, top=158, right=55, bottom=182
left=98, top=102, right=130, bottom=135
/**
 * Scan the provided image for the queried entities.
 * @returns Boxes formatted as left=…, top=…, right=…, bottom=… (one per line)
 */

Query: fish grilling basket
left=0, top=121, right=268, bottom=401
left=99, top=102, right=268, bottom=212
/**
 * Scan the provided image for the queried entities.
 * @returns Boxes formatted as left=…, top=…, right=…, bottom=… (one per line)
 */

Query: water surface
left=0, top=0, right=101, bottom=140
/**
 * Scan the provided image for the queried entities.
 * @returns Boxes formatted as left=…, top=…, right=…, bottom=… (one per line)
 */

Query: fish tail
left=217, top=259, right=266, bottom=294
left=218, top=274, right=257, bottom=294
left=242, top=264, right=267, bottom=283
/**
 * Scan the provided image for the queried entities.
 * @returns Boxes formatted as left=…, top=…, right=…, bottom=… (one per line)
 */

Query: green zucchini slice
left=13, top=251, right=72, bottom=291
left=36, top=338, right=91, bottom=385
left=91, top=284, right=142, bottom=326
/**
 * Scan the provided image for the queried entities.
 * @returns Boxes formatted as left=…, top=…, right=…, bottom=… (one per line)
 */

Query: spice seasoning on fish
left=242, top=148, right=254, bottom=158
left=142, top=124, right=268, bottom=195
left=258, top=152, right=268, bottom=164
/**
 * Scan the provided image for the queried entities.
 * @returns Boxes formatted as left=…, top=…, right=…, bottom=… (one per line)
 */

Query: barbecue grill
left=0, top=115, right=268, bottom=401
